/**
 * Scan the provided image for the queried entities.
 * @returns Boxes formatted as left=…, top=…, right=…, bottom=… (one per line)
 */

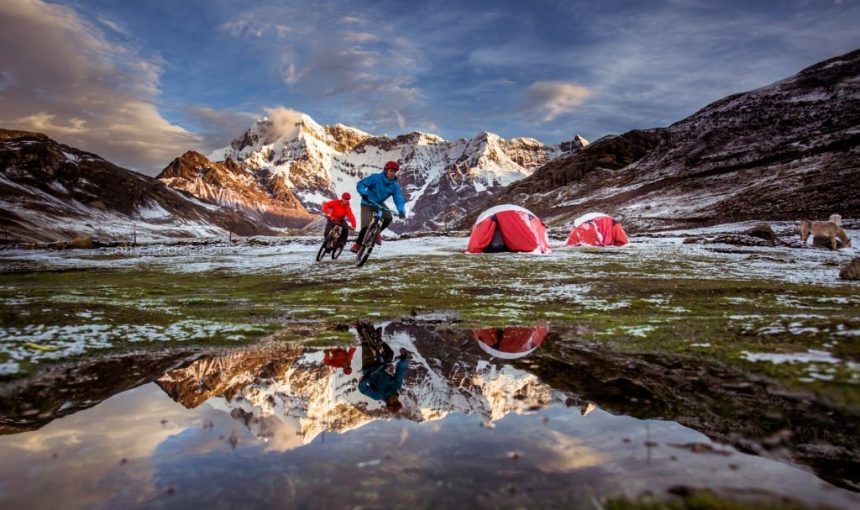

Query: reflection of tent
left=473, top=325, right=549, bottom=359
left=466, top=204, right=551, bottom=254
left=566, top=212, right=629, bottom=247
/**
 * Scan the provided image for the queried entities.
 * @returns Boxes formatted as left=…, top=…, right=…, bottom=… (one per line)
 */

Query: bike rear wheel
left=355, top=222, right=380, bottom=267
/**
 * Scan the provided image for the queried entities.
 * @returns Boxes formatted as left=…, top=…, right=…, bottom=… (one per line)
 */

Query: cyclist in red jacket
left=322, top=192, right=357, bottom=248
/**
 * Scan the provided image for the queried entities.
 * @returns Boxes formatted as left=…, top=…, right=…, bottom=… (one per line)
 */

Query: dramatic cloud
left=525, top=82, right=594, bottom=123
left=262, top=107, right=307, bottom=140
left=219, top=6, right=426, bottom=135
left=179, top=106, right=258, bottom=153
left=0, top=0, right=200, bottom=173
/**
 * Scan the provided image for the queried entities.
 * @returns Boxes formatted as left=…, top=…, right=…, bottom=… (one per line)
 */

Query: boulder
left=746, top=223, right=777, bottom=244
left=839, top=257, right=860, bottom=280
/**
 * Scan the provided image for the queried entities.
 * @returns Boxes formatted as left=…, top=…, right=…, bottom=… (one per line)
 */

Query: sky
left=1, top=0, right=858, bottom=175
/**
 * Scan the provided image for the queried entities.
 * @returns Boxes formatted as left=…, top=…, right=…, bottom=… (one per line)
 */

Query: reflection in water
left=474, top=324, right=548, bottom=359
left=0, top=321, right=859, bottom=509
left=154, top=322, right=556, bottom=442
left=322, top=346, right=355, bottom=375
left=356, top=322, right=408, bottom=413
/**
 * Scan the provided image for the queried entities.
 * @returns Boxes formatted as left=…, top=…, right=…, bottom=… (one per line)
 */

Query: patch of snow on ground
left=0, top=320, right=266, bottom=364
left=741, top=349, right=840, bottom=364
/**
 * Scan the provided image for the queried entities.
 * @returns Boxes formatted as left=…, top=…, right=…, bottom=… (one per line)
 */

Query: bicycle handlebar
left=360, top=199, right=402, bottom=217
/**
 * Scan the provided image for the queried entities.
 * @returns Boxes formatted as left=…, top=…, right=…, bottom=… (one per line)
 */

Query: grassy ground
left=1, top=242, right=858, bottom=408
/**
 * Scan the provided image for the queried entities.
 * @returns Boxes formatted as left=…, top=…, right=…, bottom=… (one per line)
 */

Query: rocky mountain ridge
left=464, top=49, right=860, bottom=232
left=162, top=113, right=588, bottom=232
left=0, top=130, right=276, bottom=243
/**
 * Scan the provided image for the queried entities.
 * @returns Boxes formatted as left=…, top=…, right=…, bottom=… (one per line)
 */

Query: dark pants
left=356, top=206, right=392, bottom=244
left=324, top=219, right=349, bottom=247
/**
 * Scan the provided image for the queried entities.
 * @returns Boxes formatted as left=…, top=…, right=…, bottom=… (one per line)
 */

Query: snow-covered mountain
left=469, top=49, right=860, bottom=232
left=156, top=323, right=563, bottom=446
left=0, top=130, right=276, bottom=243
left=161, top=112, right=587, bottom=232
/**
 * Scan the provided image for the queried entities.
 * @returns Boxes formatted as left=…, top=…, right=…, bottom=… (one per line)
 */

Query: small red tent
left=466, top=204, right=551, bottom=254
left=566, top=212, right=629, bottom=247
left=473, top=325, right=548, bottom=359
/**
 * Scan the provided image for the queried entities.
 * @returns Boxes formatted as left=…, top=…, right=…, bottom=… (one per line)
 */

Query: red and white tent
left=566, top=212, right=629, bottom=247
left=466, top=204, right=551, bottom=254
left=473, top=325, right=549, bottom=360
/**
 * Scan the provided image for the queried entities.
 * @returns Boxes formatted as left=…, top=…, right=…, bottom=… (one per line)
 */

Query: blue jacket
left=359, top=358, right=408, bottom=401
left=357, top=171, right=406, bottom=216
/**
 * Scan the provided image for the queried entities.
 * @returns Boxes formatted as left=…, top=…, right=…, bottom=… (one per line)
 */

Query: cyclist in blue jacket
left=351, top=160, right=406, bottom=253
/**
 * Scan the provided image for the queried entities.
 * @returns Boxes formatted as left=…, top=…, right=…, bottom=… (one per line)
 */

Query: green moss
left=605, top=488, right=831, bottom=510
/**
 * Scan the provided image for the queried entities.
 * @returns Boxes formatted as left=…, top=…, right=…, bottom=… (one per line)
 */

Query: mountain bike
left=316, top=219, right=347, bottom=262
left=355, top=199, right=397, bottom=267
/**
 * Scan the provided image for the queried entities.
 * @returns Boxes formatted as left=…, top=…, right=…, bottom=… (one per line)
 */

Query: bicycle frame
left=355, top=199, right=398, bottom=267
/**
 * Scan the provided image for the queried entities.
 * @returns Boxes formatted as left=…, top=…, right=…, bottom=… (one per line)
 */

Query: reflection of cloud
left=525, top=81, right=594, bottom=122
left=9, top=389, right=187, bottom=459
left=532, top=430, right=609, bottom=473
left=0, top=0, right=199, bottom=173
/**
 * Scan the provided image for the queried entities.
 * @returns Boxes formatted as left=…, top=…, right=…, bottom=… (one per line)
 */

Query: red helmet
left=384, top=161, right=400, bottom=172
left=341, top=192, right=351, bottom=200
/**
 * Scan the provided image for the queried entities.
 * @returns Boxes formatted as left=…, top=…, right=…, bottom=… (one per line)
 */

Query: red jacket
left=322, top=199, right=356, bottom=229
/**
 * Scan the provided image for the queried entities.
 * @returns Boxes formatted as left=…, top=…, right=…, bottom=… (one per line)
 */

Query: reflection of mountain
left=0, top=350, right=197, bottom=434
left=154, top=323, right=559, bottom=445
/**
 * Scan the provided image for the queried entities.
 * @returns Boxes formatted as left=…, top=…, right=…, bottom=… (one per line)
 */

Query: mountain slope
left=464, top=49, right=860, bottom=231
left=0, top=129, right=276, bottom=243
left=158, top=151, right=314, bottom=228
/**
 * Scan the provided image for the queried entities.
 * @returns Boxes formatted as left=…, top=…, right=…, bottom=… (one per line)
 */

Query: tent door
left=485, top=219, right=508, bottom=252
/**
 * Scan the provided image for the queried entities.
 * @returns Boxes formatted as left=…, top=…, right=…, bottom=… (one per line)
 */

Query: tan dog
left=800, top=219, right=851, bottom=250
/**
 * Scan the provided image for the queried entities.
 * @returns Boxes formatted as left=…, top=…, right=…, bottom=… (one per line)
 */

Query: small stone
left=840, top=257, right=860, bottom=280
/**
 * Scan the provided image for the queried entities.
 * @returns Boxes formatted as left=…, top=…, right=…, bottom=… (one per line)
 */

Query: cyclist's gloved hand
left=360, top=194, right=369, bottom=201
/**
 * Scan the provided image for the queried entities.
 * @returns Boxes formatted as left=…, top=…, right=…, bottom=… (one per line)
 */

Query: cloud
left=394, top=110, right=406, bottom=129
left=525, top=81, right=594, bottom=122
left=0, top=0, right=200, bottom=174
left=220, top=7, right=427, bottom=135
left=263, top=106, right=306, bottom=140
left=96, top=15, right=128, bottom=36
left=220, top=14, right=266, bottom=38
left=180, top=106, right=258, bottom=153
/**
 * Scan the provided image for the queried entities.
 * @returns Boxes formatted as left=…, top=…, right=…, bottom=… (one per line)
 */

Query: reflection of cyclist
left=351, top=161, right=406, bottom=253
left=322, top=192, right=356, bottom=248
left=323, top=346, right=356, bottom=375
left=357, top=325, right=409, bottom=413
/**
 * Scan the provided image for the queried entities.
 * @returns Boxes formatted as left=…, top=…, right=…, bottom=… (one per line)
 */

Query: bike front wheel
left=355, top=223, right=380, bottom=267
left=315, top=241, right=328, bottom=262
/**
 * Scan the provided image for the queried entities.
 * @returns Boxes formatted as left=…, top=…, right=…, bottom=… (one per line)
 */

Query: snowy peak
left=183, top=111, right=581, bottom=231
left=560, top=134, right=590, bottom=153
